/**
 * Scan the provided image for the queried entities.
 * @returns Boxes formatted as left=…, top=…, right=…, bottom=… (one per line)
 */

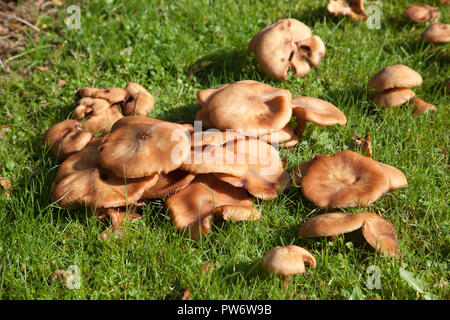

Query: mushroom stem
left=283, top=275, right=291, bottom=290
left=294, top=120, right=307, bottom=138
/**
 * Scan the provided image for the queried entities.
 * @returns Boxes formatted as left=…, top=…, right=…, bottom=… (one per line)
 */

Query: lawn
left=0, top=0, right=448, bottom=300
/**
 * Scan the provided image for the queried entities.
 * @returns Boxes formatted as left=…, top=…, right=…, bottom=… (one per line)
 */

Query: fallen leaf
left=0, top=177, right=11, bottom=196
left=181, top=287, right=191, bottom=300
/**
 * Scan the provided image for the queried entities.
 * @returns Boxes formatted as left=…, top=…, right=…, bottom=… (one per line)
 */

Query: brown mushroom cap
left=369, top=65, right=423, bottom=91
left=44, top=120, right=93, bottom=160
left=98, top=119, right=191, bottom=178
left=327, top=0, right=368, bottom=20
left=405, top=4, right=440, bottom=23
left=74, top=97, right=123, bottom=134
left=79, top=86, right=128, bottom=104
left=141, top=169, right=196, bottom=199
left=51, top=141, right=158, bottom=209
left=298, top=212, right=365, bottom=238
left=372, top=88, right=416, bottom=107
left=203, top=80, right=292, bottom=132
left=214, top=137, right=290, bottom=200
left=359, top=212, right=400, bottom=257
left=377, top=163, right=407, bottom=190
left=261, top=245, right=316, bottom=278
left=296, top=35, right=326, bottom=67
left=122, top=82, right=155, bottom=116
left=248, top=19, right=315, bottom=80
left=300, top=150, right=391, bottom=208
left=292, top=96, right=347, bottom=126
left=259, top=125, right=299, bottom=148
left=421, top=23, right=450, bottom=43
left=166, top=174, right=259, bottom=240
left=297, top=212, right=400, bottom=257
left=181, top=131, right=248, bottom=177
left=411, top=97, right=437, bottom=116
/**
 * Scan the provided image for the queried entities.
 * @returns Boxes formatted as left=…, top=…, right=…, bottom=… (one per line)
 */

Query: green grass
left=0, top=0, right=449, bottom=300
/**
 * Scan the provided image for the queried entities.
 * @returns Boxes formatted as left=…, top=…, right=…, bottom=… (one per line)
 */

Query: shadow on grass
left=185, top=48, right=266, bottom=87
left=292, top=5, right=343, bottom=27
left=154, top=103, right=199, bottom=124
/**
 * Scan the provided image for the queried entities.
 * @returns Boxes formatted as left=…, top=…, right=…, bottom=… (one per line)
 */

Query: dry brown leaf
left=0, top=177, right=11, bottom=196
left=181, top=287, right=191, bottom=300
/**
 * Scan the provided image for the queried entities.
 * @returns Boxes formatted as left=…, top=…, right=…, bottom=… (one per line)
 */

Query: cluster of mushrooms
left=43, top=4, right=445, bottom=285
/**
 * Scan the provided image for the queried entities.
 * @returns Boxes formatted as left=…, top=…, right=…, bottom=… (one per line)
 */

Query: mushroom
left=421, top=23, right=450, bottom=43
left=369, top=65, right=423, bottom=92
left=51, top=140, right=159, bottom=209
left=122, top=82, right=155, bottom=116
left=44, top=120, right=93, bottom=160
left=410, top=97, right=437, bottom=116
left=181, top=131, right=248, bottom=177
left=248, top=19, right=325, bottom=80
left=141, top=169, right=196, bottom=199
left=95, top=207, right=142, bottom=240
left=405, top=4, right=440, bottom=23
left=78, top=86, right=128, bottom=104
left=98, top=117, right=191, bottom=178
left=298, top=212, right=400, bottom=257
left=291, top=96, right=347, bottom=138
left=377, top=163, right=408, bottom=190
left=299, top=150, right=391, bottom=209
left=73, top=97, right=123, bottom=134
left=214, top=137, right=291, bottom=200
left=327, top=0, right=368, bottom=21
left=261, top=245, right=316, bottom=288
left=259, top=125, right=299, bottom=148
left=371, top=88, right=416, bottom=108
left=196, top=80, right=292, bottom=133
left=166, top=174, right=261, bottom=240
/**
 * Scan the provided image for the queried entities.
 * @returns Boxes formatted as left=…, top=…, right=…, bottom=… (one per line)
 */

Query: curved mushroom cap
left=109, top=115, right=191, bottom=133
left=359, top=212, right=400, bottom=257
left=204, top=81, right=292, bottom=132
left=98, top=119, right=191, bottom=178
left=411, top=97, right=437, bottom=116
left=122, top=82, right=155, bottom=116
left=181, top=131, right=248, bottom=177
left=248, top=19, right=314, bottom=80
left=261, top=245, right=316, bottom=278
left=215, top=137, right=290, bottom=200
left=51, top=141, right=159, bottom=209
left=405, top=4, right=440, bottom=23
left=74, top=97, right=123, bottom=134
left=141, top=169, right=195, bottom=199
left=166, top=174, right=258, bottom=240
left=44, top=120, right=93, bottom=160
left=421, top=23, right=450, bottom=43
left=377, top=163, right=407, bottom=190
left=296, top=35, right=326, bottom=67
left=79, top=86, right=127, bottom=104
left=298, top=212, right=365, bottom=238
left=292, top=96, right=347, bottom=126
left=259, top=125, right=299, bottom=148
left=369, top=65, right=423, bottom=91
left=300, top=150, right=391, bottom=208
left=195, top=107, right=216, bottom=129
left=327, top=0, right=368, bottom=20
left=372, top=88, right=416, bottom=107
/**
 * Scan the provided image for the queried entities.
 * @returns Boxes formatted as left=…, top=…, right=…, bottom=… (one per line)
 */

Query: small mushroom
left=122, top=82, right=155, bottom=116
left=298, top=212, right=400, bottom=257
left=166, top=174, right=260, bottom=240
left=299, top=150, right=391, bottom=208
left=98, top=117, right=191, bottom=178
left=291, top=96, right=347, bottom=137
left=44, top=120, right=93, bottom=160
left=411, top=97, right=437, bottom=116
left=405, top=4, right=440, bottom=23
left=51, top=140, right=159, bottom=209
left=421, top=23, right=450, bottom=43
left=327, top=0, right=368, bottom=21
left=261, top=245, right=316, bottom=288
left=372, top=88, right=416, bottom=107
left=248, top=19, right=325, bottom=80
left=73, top=97, right=123, bottom=134
left=197, top=80, right=292, bottom=133
left=369, top=65, right=423, bottom=92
